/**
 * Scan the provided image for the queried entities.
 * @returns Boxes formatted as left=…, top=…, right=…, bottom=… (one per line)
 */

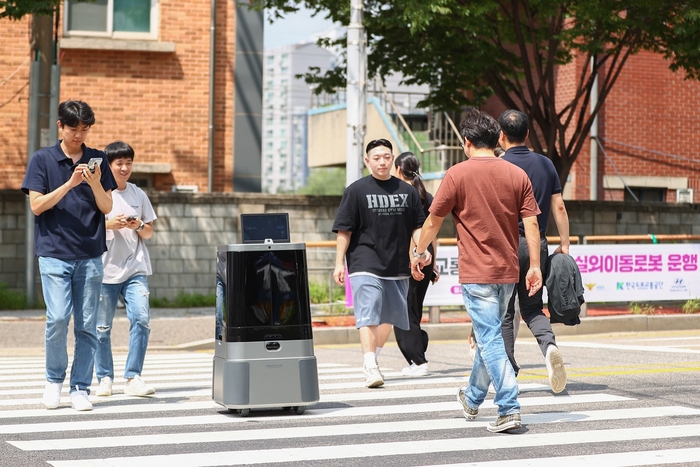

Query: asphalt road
left=1, top=329, right=699, bottom=466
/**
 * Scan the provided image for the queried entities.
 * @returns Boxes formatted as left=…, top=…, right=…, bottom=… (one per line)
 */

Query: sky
left=263, top=6, right=339, bottom=49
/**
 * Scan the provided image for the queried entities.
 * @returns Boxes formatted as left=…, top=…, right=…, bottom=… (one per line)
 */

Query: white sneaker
left=124, top=375, right=156, bottom=396
left=42, top=382, right=63, bottom=409
left=96, top=376, right=112, bottom=396
left=375, top=361, right=384, bottom=380
left=70, top=390, right=93, bottom=411
left=363, top=365, right=384, bottom=388
left=546, top=345, right=567, bottom=393
left=402, top=362, right=429, bottom=377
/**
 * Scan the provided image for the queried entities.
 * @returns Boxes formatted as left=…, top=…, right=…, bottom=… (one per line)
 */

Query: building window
left=65, top=0, right=158, bottom=39
left=624, top=187, right=666, bottom=202
left=130, top=175, right=152, bottom=188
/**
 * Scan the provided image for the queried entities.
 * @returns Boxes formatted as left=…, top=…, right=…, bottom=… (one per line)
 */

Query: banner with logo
left=424, top=244, right=700, bottom=306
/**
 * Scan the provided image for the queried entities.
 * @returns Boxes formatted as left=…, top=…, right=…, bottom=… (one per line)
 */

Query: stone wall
left=1, top=190, right=699, bottom=301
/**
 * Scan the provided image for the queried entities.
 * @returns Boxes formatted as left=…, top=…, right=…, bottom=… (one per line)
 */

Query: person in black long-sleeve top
left=393, top=152, right=440, bottom=377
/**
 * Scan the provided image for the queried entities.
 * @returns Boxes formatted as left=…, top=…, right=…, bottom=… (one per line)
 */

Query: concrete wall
left=2, top=190, right=699, bottom=301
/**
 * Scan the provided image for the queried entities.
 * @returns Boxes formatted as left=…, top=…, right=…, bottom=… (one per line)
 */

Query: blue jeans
left=96, top=275, right=151, bottom=381
left=462, top=283, right=519, bottom=416
left=39, top=256, right=103, bottom=393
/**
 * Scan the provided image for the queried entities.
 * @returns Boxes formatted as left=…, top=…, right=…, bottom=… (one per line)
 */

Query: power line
left=600, top=137, right=700, bottom=167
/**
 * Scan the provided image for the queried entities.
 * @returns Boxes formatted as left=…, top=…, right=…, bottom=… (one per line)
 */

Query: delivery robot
left=212, top=213, right=319, bottom=416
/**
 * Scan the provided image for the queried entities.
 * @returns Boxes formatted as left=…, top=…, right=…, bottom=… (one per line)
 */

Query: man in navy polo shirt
left=498, top=109, right=571, bottom=394
left=22, top=100, right=117, bottom=411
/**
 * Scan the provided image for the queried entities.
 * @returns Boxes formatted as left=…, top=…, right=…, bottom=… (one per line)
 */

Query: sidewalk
left=1, top=304, right=699, bottom=355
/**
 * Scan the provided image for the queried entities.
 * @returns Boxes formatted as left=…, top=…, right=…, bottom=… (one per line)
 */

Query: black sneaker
left=456, top=387, right=478, bottom=420
left=487, top=413, right=522, bottom=433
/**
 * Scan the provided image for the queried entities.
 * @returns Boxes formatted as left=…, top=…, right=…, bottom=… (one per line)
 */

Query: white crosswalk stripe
left=0, top=352, right=698, bottom=466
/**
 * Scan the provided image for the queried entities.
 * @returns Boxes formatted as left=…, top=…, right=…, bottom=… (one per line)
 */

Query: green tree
left=296, top=167, right=347, bottom=195
left=0, top=1, right=61, bottom=20
left=260, top=0, right=700, bottom=187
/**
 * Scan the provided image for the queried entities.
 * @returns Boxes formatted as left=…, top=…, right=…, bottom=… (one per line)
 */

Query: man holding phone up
left=22, top=100, right=117, bottom=411
left=95, top=141, right=158, bottom=397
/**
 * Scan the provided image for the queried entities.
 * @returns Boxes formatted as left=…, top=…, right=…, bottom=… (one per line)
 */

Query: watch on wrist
left=412, top=247, right=426, bottom=259
left=136, top=220, right=145, bottom=232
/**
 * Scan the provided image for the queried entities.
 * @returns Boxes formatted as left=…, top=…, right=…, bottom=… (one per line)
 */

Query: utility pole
left=589, top=56, right=599, bottom=201
left=25, top=11, right=60, bottom=307
left=25, top=56, right=41, bottom=308
left=345, top=0, right=366, bottom=186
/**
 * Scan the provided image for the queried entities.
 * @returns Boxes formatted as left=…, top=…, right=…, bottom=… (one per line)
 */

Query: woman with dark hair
left=393, top=152, right=440, bottom=376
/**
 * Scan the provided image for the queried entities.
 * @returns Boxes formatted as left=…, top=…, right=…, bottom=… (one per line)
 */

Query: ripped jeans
left=95, top=275, right=151, bottom=381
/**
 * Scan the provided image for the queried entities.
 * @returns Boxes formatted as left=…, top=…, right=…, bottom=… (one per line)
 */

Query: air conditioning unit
left=676, top=188, right=694, bottom=204
left=172, top=185, right=198, bottom=193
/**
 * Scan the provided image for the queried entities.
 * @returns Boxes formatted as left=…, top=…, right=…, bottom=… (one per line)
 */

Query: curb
left=172, top=314, right=700, bottom=352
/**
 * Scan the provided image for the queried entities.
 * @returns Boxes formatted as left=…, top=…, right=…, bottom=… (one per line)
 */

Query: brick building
left=0, top=0, right=244, bottom=193
left=483, top=50, right=700, bottom=204
left=580, top=51, right=700, bottom=204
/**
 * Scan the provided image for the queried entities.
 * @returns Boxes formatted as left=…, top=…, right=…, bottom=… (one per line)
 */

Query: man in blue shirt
left=499, top=109, right=570, bottom=394
left=22, top=100, right=117, bottom=411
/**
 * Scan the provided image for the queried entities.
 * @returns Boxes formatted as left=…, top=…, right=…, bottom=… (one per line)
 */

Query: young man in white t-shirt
left=95, top=141, right=158, bottom=397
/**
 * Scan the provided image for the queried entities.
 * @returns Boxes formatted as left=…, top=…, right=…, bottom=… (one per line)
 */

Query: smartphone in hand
left=126, top=215, right=137, bottom=221
left=87, top=157, right=103, bottom=173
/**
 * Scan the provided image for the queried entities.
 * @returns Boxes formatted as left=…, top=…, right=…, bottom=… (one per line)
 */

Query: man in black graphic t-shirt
left=333, top=139, right=425, bottom=388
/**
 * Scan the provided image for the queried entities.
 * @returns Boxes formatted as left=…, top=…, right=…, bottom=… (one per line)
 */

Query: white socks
left=363, top=352, right=377, bottom=369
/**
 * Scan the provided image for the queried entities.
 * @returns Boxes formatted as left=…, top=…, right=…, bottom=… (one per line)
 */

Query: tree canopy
left=260, top=0, right=700, bottom=186
left=0, top=1, right=61, bottom=20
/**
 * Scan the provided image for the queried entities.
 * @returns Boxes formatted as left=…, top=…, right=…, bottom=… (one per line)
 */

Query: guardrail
left=308, top=234, right=700, bottom=249
left=436, top=236, right=579, bottom=246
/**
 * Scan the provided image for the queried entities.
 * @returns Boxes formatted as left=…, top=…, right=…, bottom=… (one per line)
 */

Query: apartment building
left=262, top=42, right=335, bottom=193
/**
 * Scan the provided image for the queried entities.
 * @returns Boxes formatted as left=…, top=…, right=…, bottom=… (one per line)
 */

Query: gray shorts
left=349, top=275, right=410, bottom=331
